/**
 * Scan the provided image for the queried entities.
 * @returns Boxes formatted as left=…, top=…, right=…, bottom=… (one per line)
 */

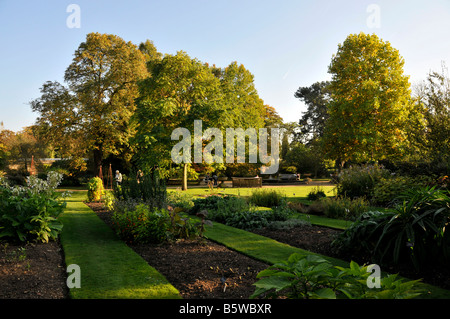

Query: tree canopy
left=323, top=32, right=416, bottom=165
left=31, top=32, right=148, bottom=176
left=133, top=51, right=270, bottom=189
left=294, top=81, right=331, bottom=144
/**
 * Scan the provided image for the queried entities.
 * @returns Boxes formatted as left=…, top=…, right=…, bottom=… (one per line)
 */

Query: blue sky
left=1, top=0, right=450, bottom=132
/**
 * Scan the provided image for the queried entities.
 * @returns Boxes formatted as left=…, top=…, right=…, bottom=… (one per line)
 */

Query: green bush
left=248, top=188, right=285, bottom=207
left=336, top=164, right=389, bottom=200
left=225, top=210, right=270, bottom=230
left=307, top=186, right=327, bottom=201
left=332, top=187, right=450, bottom=270
left=112, top=204, right=169, bottom=244
left=372, top=175, right=435, bottom=206
left=166, top=191, right=194, bottom=212
left=211, top=196, right=249, bottom=224
left=116, top=170, right=166, bottom=210
left=0, top=172, right=67, bottom=243
left=189, top=195, right=238, bottom=217
left=190, top=194, right=294, bottom=230
left=112, top=202, right=208, bottom=244
left=102, top=190, right=116, bottom=211
left=87, top=177, right=104, bottom=202
left=251, top=253, right=424, bottom=299
left=321, top=196, right=369, bottom=220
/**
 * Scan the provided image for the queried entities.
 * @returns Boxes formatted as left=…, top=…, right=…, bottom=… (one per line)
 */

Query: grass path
left=59, top=191, right=180, bottom=299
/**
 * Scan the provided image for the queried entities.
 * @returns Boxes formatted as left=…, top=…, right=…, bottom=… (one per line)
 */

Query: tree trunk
left=93, top=146, right=103, bottom=178
left=182, top=163, right=188, bottom=191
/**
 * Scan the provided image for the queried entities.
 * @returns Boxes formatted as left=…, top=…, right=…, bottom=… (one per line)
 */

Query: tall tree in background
left=134, top=51, right=224, bottom=190
left=214, top=61, right=267, bottom=129
left=323, top=32, right=415, bottom=166
left=31, top=33, right=148, bottom=176
left=134, top=53, right=270, bottom=189
left=414, top=63, right=450, bottom=164
left=294, top=81, right=331, bottom=144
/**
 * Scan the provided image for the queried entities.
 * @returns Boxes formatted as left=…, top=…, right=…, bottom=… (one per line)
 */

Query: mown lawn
left=168, top=184, right=336, bottom=200
left=59, top=191, right=181, bottom=299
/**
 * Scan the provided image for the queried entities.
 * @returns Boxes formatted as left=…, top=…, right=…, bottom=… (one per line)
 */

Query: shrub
left=336, top=164, right=389, bottom=200
left=251, top=253, right=424, bottom=299
left=190, top=194, right=294, bottom=230
left=210, top=196, right=249, bottom=224
left=307, top=186, right=327, bottom=201
left=87, top=177, right=104, bottom=202
left=321, top=196, right=369, bottom=220
left=112, top=202, right=208, bottom=244
left=225, top=209, right=270, bottom=230
left=112, top=204, right=169, bottom=244
left=116, top=170, right=166, bottom=210
left=332, top=187, right=450, bottom=270
left=372, top=175, right=435, bottom=206
left=166, top=191, right=194, bottom=212
left=270, top=204, right=295, bottom=221
left=305, top=196, right=369, bottom=220
left=331, top=211, right=388, bottom=260
left=0, top=172, right=67, bottom=243
left=103, top=190, right=116, bottom=211
left=248, top=188, right=285, bottom=208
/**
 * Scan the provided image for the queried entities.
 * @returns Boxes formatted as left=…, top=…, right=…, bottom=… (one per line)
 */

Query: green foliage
left=414, top=66, right=450, bottom=164
left=294, top=81, right=331, bottom=144
left=87, top=177, right=104, bottom=202
left=336, top=164, right=390, bottom=199
left=116, top=170, right=167, bottom=210
left=251, top=253, right=424, bottom=299
left=111, top=204, right=169, bottom=244
left=324, top=32, right=416, bottom=163
left=225, top=210, right=270, bottom=230
left=31, top=33, right=149, bottom=175
left=0, top=172, right=66, bottom=243
left=306, top=186, right=327, bottom=201
left=248, top=188, right=286, bottom=208
left=189, top=194, right=294, bottom=230
left=332, top=187, right=450, bottom=270
left=166, top=191, right=194, bottom=212
left=133, top=51, right=267, bottom=188
left=320, top=196, right=369, bottom=220
left=331, top=211, right=389, bottom=259
left=283, top=142, right=329, bottom=177
left=112, top=201, right=209, bottom=244
left=210, top=196, right=249, bottom=224
left=189, top=195, right=234, bottom=216
left=372, top=175, right=434, bottom=206
left=102, top=190, right=116, bottom=211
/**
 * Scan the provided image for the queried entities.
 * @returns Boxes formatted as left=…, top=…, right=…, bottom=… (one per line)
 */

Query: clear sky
left=1, top=0, right=450, bottom=132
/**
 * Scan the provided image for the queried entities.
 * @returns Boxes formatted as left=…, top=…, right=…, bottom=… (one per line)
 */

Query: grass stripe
left=59, top=191, right=181, bottom=299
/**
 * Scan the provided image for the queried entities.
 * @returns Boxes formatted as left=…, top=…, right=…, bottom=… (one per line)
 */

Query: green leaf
left=253, top=276, right=293, bottom=292
left=312, top=288, right=336, bottom=299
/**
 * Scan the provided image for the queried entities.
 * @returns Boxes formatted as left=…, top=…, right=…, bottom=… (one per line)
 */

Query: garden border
left=60, top=190, right=450, bottom=299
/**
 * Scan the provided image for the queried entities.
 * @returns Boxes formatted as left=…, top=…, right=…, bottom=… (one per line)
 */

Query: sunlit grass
left=59, top=191, right=181, bottom=299
left=168, top=184, right=336, bottom=200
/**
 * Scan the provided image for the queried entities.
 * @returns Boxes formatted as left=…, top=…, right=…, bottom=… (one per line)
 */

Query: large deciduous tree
left=31, top=33, right=148, bottom=176
left=133, top=52, right=269, bottom=190
left=323, top=32, right=416, bottom=166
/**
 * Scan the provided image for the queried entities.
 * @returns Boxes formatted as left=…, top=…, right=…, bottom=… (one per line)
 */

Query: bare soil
left=0, top=240, right=68, bottom=299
